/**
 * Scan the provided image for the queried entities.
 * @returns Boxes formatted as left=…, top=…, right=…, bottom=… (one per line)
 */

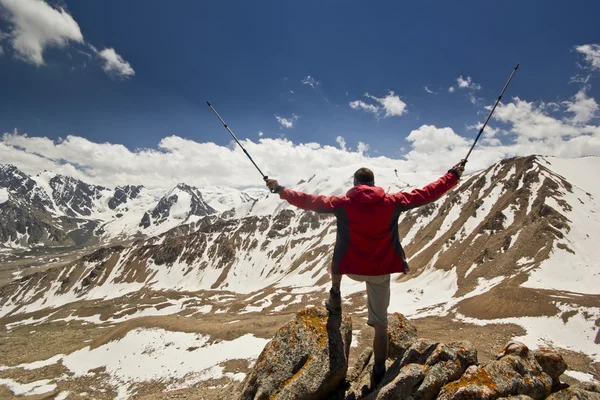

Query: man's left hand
left=266, top=179, right=280, bottom=192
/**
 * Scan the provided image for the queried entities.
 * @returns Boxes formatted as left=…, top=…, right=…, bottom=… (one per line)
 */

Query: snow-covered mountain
left=0, top=165, right=267, bottom=250
left=1, top=155, right=599, bottom=398
left=2, top=154, right=599, bottom=311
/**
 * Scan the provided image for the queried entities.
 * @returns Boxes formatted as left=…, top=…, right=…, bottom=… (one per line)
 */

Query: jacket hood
left=346, top=185, right=385, bottom=204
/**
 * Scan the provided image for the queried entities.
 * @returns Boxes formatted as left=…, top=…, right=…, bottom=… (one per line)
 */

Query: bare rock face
left=438, top=341, right=553, bottom=400
left=239, top=307, right=352, bottom=400
left=546, top=381, right=600, bottom=399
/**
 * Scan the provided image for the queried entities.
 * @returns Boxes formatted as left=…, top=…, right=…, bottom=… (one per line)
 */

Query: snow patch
left=564, top=370, right=598, bottom=383
left=58, top=329, right=270, bottom=399
left=455, top=305, right=600, bottom=362
left=0, top=378, right=56, bottom=396
left=0, top=187, right=9, bottom=204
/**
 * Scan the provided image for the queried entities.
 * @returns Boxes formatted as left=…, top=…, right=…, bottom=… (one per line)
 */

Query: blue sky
left=1, top=0, right=600, bottom=188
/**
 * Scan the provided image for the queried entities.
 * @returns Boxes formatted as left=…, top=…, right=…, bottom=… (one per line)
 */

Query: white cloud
left=275, top=114, right=299, bottom=128
left=0, top=0, right=83, bottom=65
left=466, top=123, right=502, bottom=146
left=456, top=76, right=481, bottom=90
left=301, top=75, right=320, bottom=89
left=349, top=91, right=407, bottom=119
left=406, top=125, right=470, bottom=153
left=258, top=131, right=264, bottom=137
left=97, top=47, right=135, bottom=79
left=0, top=0, right=133, bottom=78
left=349, top=100, right=379, bottom=115
left=575, top=44, right=600, bottom=71
left=424, top=86, right=437, bottom=94
left=451, top=76, right=482, bottom=103
left=0, top=45, right=4, bottom=55
left=367, top=92, right=407, bottom=117
left=0, top=132, right=389, bottom=189
left=357, top=142, right=369, bottom=156
left=563, top=88, right=598, bottom=125
left=335, top=136, right=347, bottom=151
left=456, top=76, right=471, bottom=89
left=493, top=97, right=600, bottom=140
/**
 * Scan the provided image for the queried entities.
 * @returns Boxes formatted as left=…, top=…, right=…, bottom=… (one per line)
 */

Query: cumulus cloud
left=349, top=91, right=407, bottom=119
left=96, top=47, right=135, bottom=79
left=0, top=0, right=83, bottom=65
left=575, top=44, right=600, bottom=71
left=406, top=125, right=469, bottom=153
left=258, top=131, right=264, bottom=137
left=275, top=114, right=299, bottom=128
left=448, top=86, right=455, bottom=93
left=456, top=76, right=481, bottom=90
left=336, top=136, right=347, bottom=151
left=424, top=86, right=437, bottom=94
left=563, top=88, right=598, bottom=125
left=301, top=75, right=320, bottom=89
left=0, top=0, right=133, bottom=78
left=493, top=96, right=600, bottom=140
left=0, top=132, right=388, bottom=189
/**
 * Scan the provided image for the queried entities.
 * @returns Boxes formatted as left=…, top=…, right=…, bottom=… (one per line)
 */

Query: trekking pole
left=462, top=63, right=520, bottom=165
left=206, top=101, right=270, bottom=185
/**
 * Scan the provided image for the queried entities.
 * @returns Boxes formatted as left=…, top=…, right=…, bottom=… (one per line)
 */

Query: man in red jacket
left=265, top=161, right=464, bottom=387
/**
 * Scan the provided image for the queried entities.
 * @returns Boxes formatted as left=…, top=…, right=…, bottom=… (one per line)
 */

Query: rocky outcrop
left=239, top=307, right=352, bottom=400
left=438, top=341, right=553, bottom=400
left=362, top=339, right=477, bottom=400
left=240, top=310, right=595, bottom=400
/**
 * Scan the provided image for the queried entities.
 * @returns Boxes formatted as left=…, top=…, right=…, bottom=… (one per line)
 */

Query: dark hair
left=354, top=168, right=375, bottom=186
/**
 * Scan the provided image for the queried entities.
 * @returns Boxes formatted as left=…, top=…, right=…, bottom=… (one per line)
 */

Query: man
left=265, top=161, right=465, bottom=387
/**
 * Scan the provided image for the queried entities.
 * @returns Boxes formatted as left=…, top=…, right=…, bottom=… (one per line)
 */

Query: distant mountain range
left=0, top=164, right=268, bottom=251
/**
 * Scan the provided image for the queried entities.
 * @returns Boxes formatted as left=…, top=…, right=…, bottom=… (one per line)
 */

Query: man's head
left=354, top=167, right=375, bottom=186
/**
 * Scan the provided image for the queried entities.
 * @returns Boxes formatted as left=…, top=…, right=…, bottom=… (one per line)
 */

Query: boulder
left=533, top=349, right=567, bottom=386
left=239, top=307, right=352, bottom=400
left=387, top=312, right=418, bottom=358
left=438, top=341, right=553, bottom=400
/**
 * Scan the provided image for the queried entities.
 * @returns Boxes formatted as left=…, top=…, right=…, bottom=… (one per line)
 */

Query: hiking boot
left=370, top=364, right=386, bottom=389
left=325, top=289, right=342, bottom=315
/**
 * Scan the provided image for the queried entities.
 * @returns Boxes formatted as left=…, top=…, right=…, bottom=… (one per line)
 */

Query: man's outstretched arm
left=266, top=179, right=345, bottom=212
left=392, top=161, right=465, bottom=209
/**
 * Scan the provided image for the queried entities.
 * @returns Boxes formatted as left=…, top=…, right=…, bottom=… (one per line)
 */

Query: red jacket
left=278, top=172, right=459, bottom=275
